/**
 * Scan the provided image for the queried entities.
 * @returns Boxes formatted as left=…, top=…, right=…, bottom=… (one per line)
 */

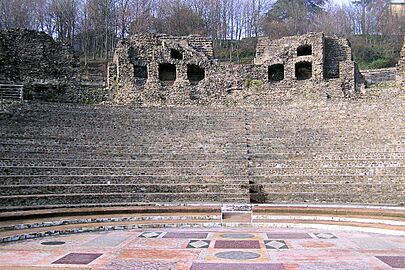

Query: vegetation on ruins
left=245, top=79, right=263, bottom=88
left=0, top=0, right=403, bottom=69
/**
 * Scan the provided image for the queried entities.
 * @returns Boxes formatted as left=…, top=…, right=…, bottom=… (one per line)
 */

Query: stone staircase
left=0, top=96, right=404, bottom=211
left=0, top=103, right=250, bottom=210
left=246, top=101, right=405, bottom=205
left=0, top=83, right=23, bottom=102
left=0, top=204, right=404, bottom=243
left=79, top=62, right=107, bottom=87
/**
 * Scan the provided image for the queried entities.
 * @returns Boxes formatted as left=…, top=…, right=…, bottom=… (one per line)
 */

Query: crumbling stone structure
left=0, top=29, right=108, bottom=102
left=397, top=36, right=405, bottom=86
left=0, top=29, right=78, bottom=100
left=109, top=32, right=364, bottom=105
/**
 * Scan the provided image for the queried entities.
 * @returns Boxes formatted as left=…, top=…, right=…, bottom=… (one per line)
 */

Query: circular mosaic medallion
left=215, top=251, right=260, bottom=260
left=40, top=241, right=66, bottom=246
left=220, top=233, right=255, bottom=239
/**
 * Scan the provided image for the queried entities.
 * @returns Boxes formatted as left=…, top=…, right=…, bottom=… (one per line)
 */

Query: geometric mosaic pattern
left=187, top=240, right=211, bottom=249
left=52, top=253, right=103, bottom=265
left=267, top=233, right=312, bottom=239
left=264, top=240, right=288, bottom=250
left=214, top=240, right=261, bottom=249
left=300, top=263, right=374, bottom=270
left=375, top=256, right=405, bottom=268
left=104, top=261, right=177, bottom=270
left=191, top=262, right=285, bottom=270
left=163, top=232, right=208, bottom=239
left=220, top=233, right=255, bottom=239
left=1, top=229, right=404, bottom=270
left=314, top=233, right=337, bottom=239
left=83, top=235, right=128, bottom=247
left=214, top=251, right=261, bottom=260
left=138, top=232, right=163, bottom=238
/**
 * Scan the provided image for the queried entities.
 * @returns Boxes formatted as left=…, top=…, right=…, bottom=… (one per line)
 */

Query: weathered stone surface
left=361, top=67, right=397, bottom=84
left=0, top=29, right=108, bottom=103
left=109, top=32, right=364, bottom=106
left=397, top=36, right=405, bottom=86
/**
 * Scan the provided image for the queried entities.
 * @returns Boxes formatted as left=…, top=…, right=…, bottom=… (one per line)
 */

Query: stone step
left=247, top=167, right=404, bottom=176
left=0, top=166, right=246, bottom=176
left=250, top=192, right=404, bottom=205
left=1, top=157, right=403, bottom=168
left=0, top=193, right=249, bottom=209
left=0, top=158, right=246, bottom=167
left=0, top=183, right=247, bottom=196
left=0, top=144, right=247, bottom=153
left=0, top=218, right=222, bottom=243
left=1, top=143, right=403, bottom=155
left=0, top=175, right=402, bottom=186
left=1, top=160, right=403, bottom=170
left=1, top=152, right=247, bottom=161
left=2, top=165, right=402, bottom=176
left=0, top=138, right=247, bottom=146
left=248, top=175, right=404, bottom=184
left=0, top=212, right=221, bottom=232
left=2, top=149, right=404, bottom=161
left=251, top=182, right=404, bottom=194
left=0, top=175, right=245, bottom=185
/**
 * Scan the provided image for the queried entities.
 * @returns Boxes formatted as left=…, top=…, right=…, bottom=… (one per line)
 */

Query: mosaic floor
left=0, top=228, right=404, bottom=269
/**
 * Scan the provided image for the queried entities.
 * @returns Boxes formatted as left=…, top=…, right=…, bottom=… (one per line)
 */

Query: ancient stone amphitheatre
left=0, top=29, right=404, bottom=269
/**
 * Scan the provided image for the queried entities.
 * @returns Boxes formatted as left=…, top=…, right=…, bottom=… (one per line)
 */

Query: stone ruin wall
left=0, top=29, right=108, bottom=103
left=109, top=32, right=364, bottom=106
left=398, top=36, right=405, bottom=86
left=361, top=67, right=398, bottom=84
left=0, top=29, right=78, bottom=101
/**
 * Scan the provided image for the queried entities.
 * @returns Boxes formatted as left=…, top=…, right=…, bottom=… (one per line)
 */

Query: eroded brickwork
left=0, top=29, right=108, bottom=103
left=109, top=32, right=364, bottom=105
left=0, top=29, right=78, bottom=100
left=398, top=36, right=405, bottom=86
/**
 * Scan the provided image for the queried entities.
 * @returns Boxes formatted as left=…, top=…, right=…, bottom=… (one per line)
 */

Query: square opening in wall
left=295, top=61, right=312, bottom=80
left=159, top=63, right=176, bottom=81
left=170, top=49, right=183, bottom=60
left=134, top=65, right=147, bottom=78
left=187, top=64, right=205, bottom=85
left=268, top=64, right=284, bottom=81
left=297, top=44, right=312, bottom=56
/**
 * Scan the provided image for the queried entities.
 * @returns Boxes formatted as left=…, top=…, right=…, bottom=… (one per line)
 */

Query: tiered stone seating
left=0, top=204, right=404, bottom=243
left=0, top=96, right=404, bottom=210
left=0, top=205, right=222, bottom=242
left=0, top=103, right=249, bottom=210
left=247, top=99, right=405, bottom=204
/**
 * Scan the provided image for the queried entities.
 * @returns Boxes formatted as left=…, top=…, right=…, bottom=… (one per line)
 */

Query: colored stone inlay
left=300, top=263, right=373, bottom=270
left=138, top=232, right=163, bottom=238
left=52, top=253, right=102, bottom=265
left=267, top=233, right=312, bottom=239
left=104, top=260, right=177, bottom=270
left=40, top=241, right=65, bottom=246
left=84, top=235, right=128, bottom=247
left=214, top=240, right=261, bottom=249
left=163, top=232, right=208, bottom=239
left=376, top=256, right=405, bottom=268
left=314, top=233, right=337, bottom=239
left=221, top=233, right=255, bottom=239
left=222, top=212, right=252, bottom=223
left=187, top=240, right=210, bottom=248
left=215, top=251, right=261, bottom=260
left=191, top=263, right=285, bottom=270
left=264, top=240, right=288, bottom=250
